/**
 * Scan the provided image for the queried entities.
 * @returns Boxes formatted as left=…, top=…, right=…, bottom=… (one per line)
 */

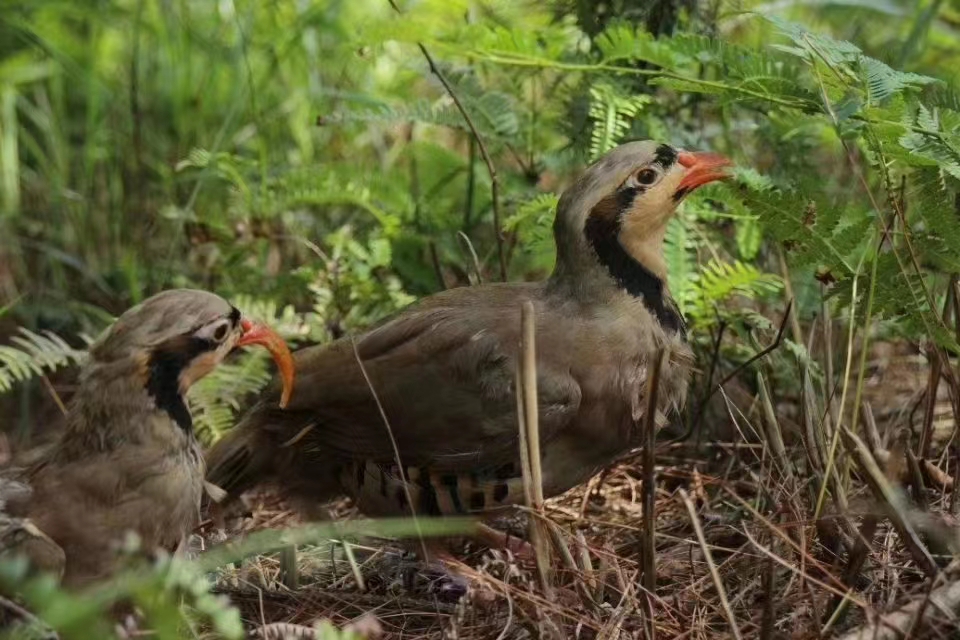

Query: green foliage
left=4, top=0, right=960, bottom=398
left=3, top=0, right=960, bottom=403
left=0, top=517, right=473, bottom=639
left=688, top=259, right=783, bottom=322
left=503, top=193, right=559, bottom=273
left=5, top=0, right=960, bottom=633
left=663, top=212, right=697, bottom=313
left=0, top=329, right=85, bottom=393
left=587, top=83, right=651, bottom=160
left=0, top=553, right=243, bottom=640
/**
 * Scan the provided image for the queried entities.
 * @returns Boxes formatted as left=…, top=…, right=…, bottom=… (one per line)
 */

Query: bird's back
left=206, top=279, right=690, bottom=517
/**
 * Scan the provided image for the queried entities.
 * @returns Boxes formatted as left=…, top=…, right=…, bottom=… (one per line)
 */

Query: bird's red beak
left=676, top=150, right=733, bottom=192
left=237, top=318, right=295, bottom=408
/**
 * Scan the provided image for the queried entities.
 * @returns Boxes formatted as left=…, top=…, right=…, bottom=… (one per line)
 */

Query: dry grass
left=198, top=334, right=960, bottom=640
left=203, top=453, right=960, bottom=637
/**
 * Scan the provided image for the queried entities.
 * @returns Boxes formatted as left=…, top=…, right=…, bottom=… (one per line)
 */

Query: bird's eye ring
left=212, top=323, right=229, bottom=342
left=635, top=168, right=660, bottom=186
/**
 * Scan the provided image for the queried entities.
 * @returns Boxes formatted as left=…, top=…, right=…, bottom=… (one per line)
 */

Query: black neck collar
left=584, top=191, right=686, bottom=338
left=145, top=337, right=210, bottom=433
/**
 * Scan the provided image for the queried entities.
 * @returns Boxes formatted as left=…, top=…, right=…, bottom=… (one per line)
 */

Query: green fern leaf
left=0, top=329, right=86, bottom=393
left=689, top=259, right=782, bottom=321
left=188, top=296, right=314, bottom=443
left=766, top=15, right=862, bottom=67
left=596, top=23, right=690, bottom=68
left=859, top=57, right=937, bottom=105
left=664, top=213, right=697, bottom=313
left=188, top=354, right=275, bottom=444
left=587, top=82, right=651, bottom=160
left=899, top=105, right=960, bottom=179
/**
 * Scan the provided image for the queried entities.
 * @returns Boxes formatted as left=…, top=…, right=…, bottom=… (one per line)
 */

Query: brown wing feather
left=207, top=282, right=583, bottom=496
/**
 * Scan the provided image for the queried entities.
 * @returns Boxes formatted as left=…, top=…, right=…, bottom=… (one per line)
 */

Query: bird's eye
left=635, top=168, right=660, bottom=186
left=194, top=318, right=235, bottom=343
left=212, top=323, right=229, bottom=342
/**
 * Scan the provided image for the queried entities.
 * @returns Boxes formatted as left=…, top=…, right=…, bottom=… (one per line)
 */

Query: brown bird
left=206, top=141, right=731, bottom=558
left=0, top=478, right=65, bottom=579
left=5, top=289, right=295, bottom=588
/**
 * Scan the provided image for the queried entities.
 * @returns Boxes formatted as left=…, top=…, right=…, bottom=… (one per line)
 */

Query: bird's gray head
left=550, top=141, right=731, bottom=328
left=91, top=289, right=240, bottom=362
left=84, top=289, right=294, bottom=432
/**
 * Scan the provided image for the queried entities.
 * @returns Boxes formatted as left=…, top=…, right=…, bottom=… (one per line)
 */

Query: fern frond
left=595, top=24, right=817, bottom=107
left=188, top=297, right=315, bottom=443
left=899, top=105, right=960, bottom=179
left=504, top=193, right=557, bottom=237
left=188, top=354, right=275, bottom=444
left=664, top=213, right=697, bottom=314
left=0, top=329, right=86, bottom=393
left=741, top=183, right=868, bottom=275
left=689, top=259, right=782, bottom=320
left=597, top=24, right=689, bottom=68
left=766, top=16, right=936, bottom=108
left=859, top=57, right=937, bottom=105
left=587, top=82, right=651, bottom=160
left=322, top=77, right=520, bottom=141
left=466, top=22, right=580, bottom=62
left=766, top=15, right=862, bottom=67
left=231, top=295, right=316, bottom=342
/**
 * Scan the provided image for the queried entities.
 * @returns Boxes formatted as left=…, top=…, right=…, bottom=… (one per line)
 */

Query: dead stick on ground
left=641, top=347, right=665, bottom=639
left=41, top=375, right=67, bottom=416
left=919, top=346, right=943, bottom=459
left=840, top=426, right=938, bottom=576
left=680, top=488, right=744, bottom=640
left=518, top=301, right=551, bottom=596
left=279, top=544, right=298, bottom=590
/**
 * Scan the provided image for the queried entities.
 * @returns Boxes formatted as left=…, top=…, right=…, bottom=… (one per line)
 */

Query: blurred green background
left=3, top=0, right=960, bottom=441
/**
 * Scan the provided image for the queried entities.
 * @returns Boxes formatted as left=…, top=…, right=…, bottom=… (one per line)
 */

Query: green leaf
left=0, top=329, right=86, bottom=393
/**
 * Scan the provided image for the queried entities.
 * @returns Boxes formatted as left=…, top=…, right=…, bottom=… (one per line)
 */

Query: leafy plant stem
left=814, top=243, right=868, bottom=520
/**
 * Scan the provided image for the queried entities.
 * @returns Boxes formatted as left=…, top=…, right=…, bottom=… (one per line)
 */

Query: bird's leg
left=392, top=538, right=471, bottom=600
left=409, top=523, right=536, bottom=599
left=474, top=522, right=536, bottom=563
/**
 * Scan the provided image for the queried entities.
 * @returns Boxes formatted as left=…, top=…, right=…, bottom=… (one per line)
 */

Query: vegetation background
left=3, top=0, right=960, bottom=637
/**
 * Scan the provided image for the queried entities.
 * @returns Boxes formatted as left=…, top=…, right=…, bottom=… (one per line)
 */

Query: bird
left=4, top=289, right=295, bottom=588
left=0, top=477, right=65, bottom=580
left=205, top=141, right=731, bottom=562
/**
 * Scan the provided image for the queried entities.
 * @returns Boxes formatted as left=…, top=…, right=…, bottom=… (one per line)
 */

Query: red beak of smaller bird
left=237, top=318, right=295, bottom=408
left=676, top=151, right=733, bottom=192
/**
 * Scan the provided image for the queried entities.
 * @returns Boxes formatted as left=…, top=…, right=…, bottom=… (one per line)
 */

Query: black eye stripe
left=654, top=144, right=678, bottom=168
left=615, top=186, right=641, bottom=216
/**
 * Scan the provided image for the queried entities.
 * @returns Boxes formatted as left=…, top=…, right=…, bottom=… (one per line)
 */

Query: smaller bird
left=4, top=289, right=295, bottom=588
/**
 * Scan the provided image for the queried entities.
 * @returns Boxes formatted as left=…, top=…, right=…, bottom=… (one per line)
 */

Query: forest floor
left=204, top=367, right=960, bottom=640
